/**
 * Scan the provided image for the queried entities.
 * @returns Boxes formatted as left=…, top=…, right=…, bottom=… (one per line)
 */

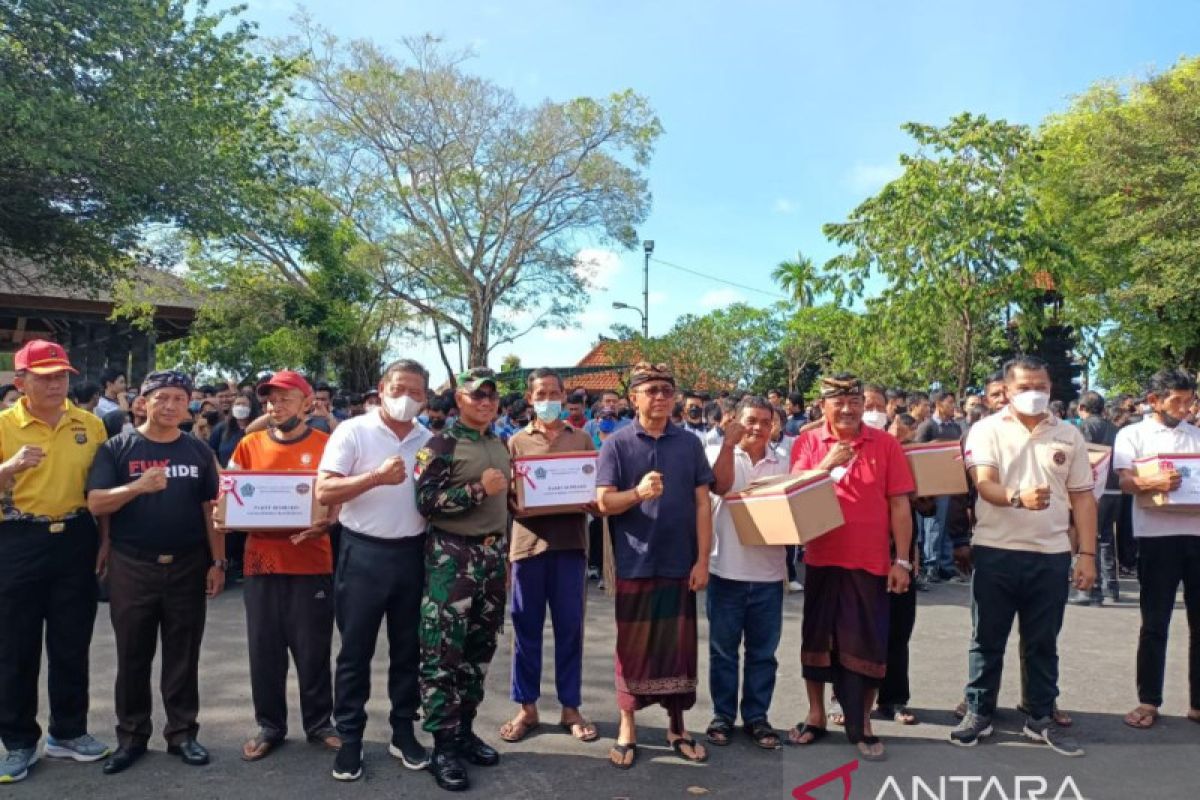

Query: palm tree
left=771, top=252, right=820, bottom=307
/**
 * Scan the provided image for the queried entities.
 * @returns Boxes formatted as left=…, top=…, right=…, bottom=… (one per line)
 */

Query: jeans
left=922, top=496, right=954, bottom=575
left=1136, top=536, right=1200, bottom=709
left=1085, top=495, right=1120, bottom=601
left=705, top=573, right=783, bottom=724
left=965, top=546, right=1070, bottom=719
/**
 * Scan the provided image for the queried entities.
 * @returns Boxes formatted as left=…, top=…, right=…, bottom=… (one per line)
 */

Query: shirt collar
left=634, top=417, right=676, bottom=438
left=450, top=419, right=493, bottom=441
left=819, top=419, right=874, bottom=444
left=524, top=421, right=577, bottom=437
left=370, top=410, right=428, bottom=445
left=736, top=443, right=779, bottom=464
left=13, top=397, right=74, bottom=429
left=999, top=403, right=1057, bottom=431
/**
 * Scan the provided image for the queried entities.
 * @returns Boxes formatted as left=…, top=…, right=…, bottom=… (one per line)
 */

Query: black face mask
left=273, top=415, right=303, bottom=434
left=619, top=409, right=633, bottom=419
left=686, top=407, right=703, bottom=420
left=430, top=418, right=446, bottom=430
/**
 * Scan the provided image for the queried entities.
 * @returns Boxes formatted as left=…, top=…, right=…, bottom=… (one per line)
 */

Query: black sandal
left=609, top=742, right=637, bottom=770
left=669, top=736, right=708, bottom=763
left=705, top=717, right=734, bottom=746
left=744, top=720, right=781, bottom=750
left=787, top=723, right=828, bottom=746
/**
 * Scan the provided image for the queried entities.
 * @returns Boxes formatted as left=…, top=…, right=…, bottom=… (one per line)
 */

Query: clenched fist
left=133, top=466, right=169, bottom=494
left=372, top=456, right=407, bottom=486
left=635, top=470, right=664, bottom=502
left=481, top=468, right=508, bottom=496
left=723, top=420, right=746, bottom=445
left=1019, top=484, right=1052, bottom=511
left=3, top=445, right=45, bottom=475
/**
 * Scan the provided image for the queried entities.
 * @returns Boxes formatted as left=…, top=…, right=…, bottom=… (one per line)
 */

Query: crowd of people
left=1, top=337, right=1198, bottom=789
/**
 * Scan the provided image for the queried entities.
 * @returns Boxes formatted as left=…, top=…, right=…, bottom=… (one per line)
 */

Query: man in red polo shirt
left=785, top=373, right=914, bottom=762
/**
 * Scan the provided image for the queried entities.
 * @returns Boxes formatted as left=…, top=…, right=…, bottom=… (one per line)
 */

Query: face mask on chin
left=272, top=415, right=303, bottom=433
left=1009, top=390, right=1050, bottom=417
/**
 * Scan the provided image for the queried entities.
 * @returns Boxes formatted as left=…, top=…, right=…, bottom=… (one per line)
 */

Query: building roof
left=563, top=340, right=628, bottom=394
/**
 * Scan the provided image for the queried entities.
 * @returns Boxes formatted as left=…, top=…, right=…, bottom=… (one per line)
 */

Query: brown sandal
left=498, top=716, right=540, bottom=743
left=560, top=719, right=598, bottom=742
left=241, top=732, right=282, bottom=761
left=1124, top=705, right=1158, bottom=729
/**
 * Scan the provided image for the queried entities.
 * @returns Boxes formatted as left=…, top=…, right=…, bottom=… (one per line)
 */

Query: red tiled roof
left=565, top=341, right=625, bottom=393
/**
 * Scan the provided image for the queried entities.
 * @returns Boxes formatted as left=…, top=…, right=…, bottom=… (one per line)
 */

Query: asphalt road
left=10, top=575, right=1198, bottom=800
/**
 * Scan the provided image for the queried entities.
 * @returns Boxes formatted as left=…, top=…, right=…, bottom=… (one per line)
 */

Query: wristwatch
left=1009, top=490, right=1023, bottom=509
left=894, top=559, right=913, bottom=572
left=211, top=559, right=228, bottom=571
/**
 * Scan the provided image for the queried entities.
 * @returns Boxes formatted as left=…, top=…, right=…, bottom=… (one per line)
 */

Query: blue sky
left=245, top=0, right=1199, bottom=384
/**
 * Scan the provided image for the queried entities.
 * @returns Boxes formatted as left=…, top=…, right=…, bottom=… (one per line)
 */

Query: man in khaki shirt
left=952, top=356, right=1097, bottom=757
left=499, top=369, right=598, bottom=746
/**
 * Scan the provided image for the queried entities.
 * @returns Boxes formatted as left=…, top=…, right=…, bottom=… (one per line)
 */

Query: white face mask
left=862, top=410, right=888, bottom=430
left=1010, top=390, right=1050, bottom=417
left=382, top=394, right=422, bottom=422
left=231, top=405, right=251, bottom=420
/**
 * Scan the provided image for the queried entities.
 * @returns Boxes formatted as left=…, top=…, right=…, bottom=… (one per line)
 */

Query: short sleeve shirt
left=1113, top=417, right=1200, bottom=538
left=0, top=399, right=106, bottom=520
left=508, top=423, right=594, bottom=561
left=706, top=444, right=788, bottom=582
left=86, top=432, right=218, bottom=552
left=790, top=422, right=914, bottom=576
left=596, top=418, right=715, bottom=580
left=230, top=427, right=332, bottom=575
left=318, top=410, right=430, bottom=540
left=963, top=406, right=1094, bottom=553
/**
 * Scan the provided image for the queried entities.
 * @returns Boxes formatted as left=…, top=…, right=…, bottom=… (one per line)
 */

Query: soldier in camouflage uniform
left=414, top=368, right=511, bottom=793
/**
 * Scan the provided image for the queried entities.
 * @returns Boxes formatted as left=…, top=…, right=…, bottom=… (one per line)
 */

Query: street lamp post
left=612, top=302, right=646, bottom=336
left=642, top=240, right=654, bottom=338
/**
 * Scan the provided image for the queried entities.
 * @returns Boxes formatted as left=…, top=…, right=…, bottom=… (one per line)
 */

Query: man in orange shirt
left=224, top=371, right=340, bottom=762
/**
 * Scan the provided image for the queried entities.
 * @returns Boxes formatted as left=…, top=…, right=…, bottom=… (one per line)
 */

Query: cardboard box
left=215, top=470, right=327, bottom=531
left=1132, top=453, right=1200, bottom=510
left=724, top=470, right=844, bottom=546
left=1087, top=444, right=1113, bottom=500
left=512, top=451, right=598, bottom=518
left=904, top=442, right=968, bottom=496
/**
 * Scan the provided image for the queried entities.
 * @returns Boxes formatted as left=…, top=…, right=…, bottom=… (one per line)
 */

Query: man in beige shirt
left=499, top=368, right=598, bottom=746
left=953, top=355, right=1097, bottom=757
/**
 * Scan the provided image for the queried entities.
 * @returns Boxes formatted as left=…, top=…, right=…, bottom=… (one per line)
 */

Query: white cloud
left=574, top=248, right=622, bottom=290
left=846, top=161, right=904, bottom=194
left=580, top=308, right=612, bottom=326
left=773, top=197, right=797, bottom=215
left=699, top=288, right=745, bottom=309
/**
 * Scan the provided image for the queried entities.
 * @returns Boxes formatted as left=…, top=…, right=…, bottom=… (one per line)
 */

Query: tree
left=822, top=113, right=1068, bottom=394
left=1040, top=57, right=1200, bottom=386
left=284, top=24, right=662, bottom=367
left=755, top=303, right=852, bottom=394
left=0, top=0, right=293, bottom=289
left=770, top=252, right=822, bottom=308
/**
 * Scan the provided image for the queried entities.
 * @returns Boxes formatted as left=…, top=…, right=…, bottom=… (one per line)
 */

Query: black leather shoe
left=430, top=731, right=469, bottom=792
left=455, top=726, right=499, bottom=767
left=167, top=739, right=210, bottom=766
left=103, top=745, right=147, bottom=775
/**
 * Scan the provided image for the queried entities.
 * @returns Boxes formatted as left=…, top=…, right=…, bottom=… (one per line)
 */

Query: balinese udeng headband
left=819, top=375, right=863, bottom=399
left=628, top=361, right=676, bottom=390
left=141, top=370, right=195, bottom=398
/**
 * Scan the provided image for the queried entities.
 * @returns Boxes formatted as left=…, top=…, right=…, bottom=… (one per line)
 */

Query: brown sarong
left=800, top=565, right=889, bottom=681
left=613, top=576, right=697, bottom=717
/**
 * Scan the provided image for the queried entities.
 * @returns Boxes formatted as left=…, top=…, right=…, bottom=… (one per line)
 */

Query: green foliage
left=1040, top=57, right=1200, bottom=387
left=821, top=113, right=1068, bottom=394
left=0, top=0, right=293, bottom=287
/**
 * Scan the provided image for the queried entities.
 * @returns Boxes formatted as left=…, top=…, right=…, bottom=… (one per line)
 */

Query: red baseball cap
left=14, top=339, right=78, bottom=375
left=256, top=370, right=313, bottom=398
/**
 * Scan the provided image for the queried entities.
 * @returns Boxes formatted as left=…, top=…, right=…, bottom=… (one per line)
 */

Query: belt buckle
left=157, top=554, right=175, bottom=565
left=48, top=522, right=65, bottom=534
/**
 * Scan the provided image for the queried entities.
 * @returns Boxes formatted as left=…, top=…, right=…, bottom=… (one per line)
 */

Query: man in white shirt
left=315, top=359, right=433, bottom=782
left=1112, top=368, right=1200, bottom=730
left=704, top=396, right=788, bottom=751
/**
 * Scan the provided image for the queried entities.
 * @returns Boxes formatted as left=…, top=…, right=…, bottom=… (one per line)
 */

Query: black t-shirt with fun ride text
left=86, top=431, right=219, bottom=553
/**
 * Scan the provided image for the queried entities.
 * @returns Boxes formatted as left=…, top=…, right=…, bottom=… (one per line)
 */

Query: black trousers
left=1117, top=494, right=1138, bottom=569
left=333, top=529, right=424, bottom=744
left=878, top=582, right=917, bottom=708
left=1136, top=536, right=1200, bottom=709
left=0, top=517, right=98, bottom=749
left=108, top=546, right=208, bottom=747
left=965, top=546, right=1070, bottom=719
left=243, top=573, right=335, bottom=739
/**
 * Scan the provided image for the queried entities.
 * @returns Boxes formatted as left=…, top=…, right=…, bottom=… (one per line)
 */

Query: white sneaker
left=788, top=581, right=804, bottom=593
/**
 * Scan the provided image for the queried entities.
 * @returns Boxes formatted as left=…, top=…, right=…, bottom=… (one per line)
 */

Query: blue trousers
left=705, top=573, right=783, bottom=724
left=509, top=550, right=586, bottom=708
left=922, top=496, right=954, bottom=574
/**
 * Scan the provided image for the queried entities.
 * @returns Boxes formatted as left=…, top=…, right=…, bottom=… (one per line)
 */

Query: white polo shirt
left=318, top=409, right=431, bottom=539
left=706, top=443, right=788, bottom=582
left=1113, top=417, right=1200, bottom=538
left=964, top=406, right=1094, bottom=554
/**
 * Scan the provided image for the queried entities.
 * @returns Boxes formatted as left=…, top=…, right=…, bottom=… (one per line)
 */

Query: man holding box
left=414, top=367, right=511, bottom=793
left=1113, top=368, right=1200, bottom=730
left=596, top=362, right=715, bottom=769
left=227, top=370, right=339, bottom=762
left=86, top=370, right=223, bottom=774
left=499, top=368, right=598, bottom=745
left=704, top=396, right=786, bottom=750
left=315, top=359, right=433, bottom=781
left=787, top=373, right=913, bottom=762
left=952, top=355, right=1096, bottom=756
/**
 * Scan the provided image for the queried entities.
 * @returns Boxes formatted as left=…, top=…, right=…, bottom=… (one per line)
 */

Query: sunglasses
left=466, top=389, right=499, bottom=403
